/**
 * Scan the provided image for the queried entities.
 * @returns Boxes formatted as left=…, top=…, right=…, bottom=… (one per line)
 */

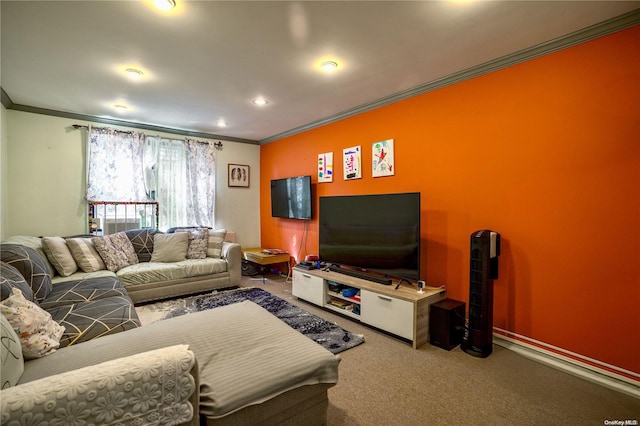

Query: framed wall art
left=228, top=164, right=250, bottom=187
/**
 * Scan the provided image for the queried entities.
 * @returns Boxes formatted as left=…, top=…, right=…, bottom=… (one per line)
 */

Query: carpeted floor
left=135, top=286, right=364, bottom=354
left=246, top=275, right=640, bottom=426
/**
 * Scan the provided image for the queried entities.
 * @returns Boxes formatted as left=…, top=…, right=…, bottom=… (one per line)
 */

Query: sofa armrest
left=1, top=345, right=199, bottom=426
left=222, top=242, right=241, bottom=286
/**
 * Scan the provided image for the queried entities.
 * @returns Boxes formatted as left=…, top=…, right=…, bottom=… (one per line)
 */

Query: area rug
left=135, top=287, right=365, bottom=354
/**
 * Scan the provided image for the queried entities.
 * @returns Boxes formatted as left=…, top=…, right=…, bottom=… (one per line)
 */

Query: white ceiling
left=2, top=1, right=639, bottom=143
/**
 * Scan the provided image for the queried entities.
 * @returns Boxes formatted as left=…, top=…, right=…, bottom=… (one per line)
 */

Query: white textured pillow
left=207, top=229, right=227, bottom=258
left=67, top=238, right=106, bottom=273
left=0, top=288, right=65, bottom=359
left=151, top=233, right=189, bottom=262
left=0, top=313, right=24, bottom=388
left=42, top=236, right=78, bottom=276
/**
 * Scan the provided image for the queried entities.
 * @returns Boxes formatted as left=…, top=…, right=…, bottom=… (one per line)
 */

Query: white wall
left=1, top=104, right=8, bottom=240
left=3, top=110, right=261, bottom=247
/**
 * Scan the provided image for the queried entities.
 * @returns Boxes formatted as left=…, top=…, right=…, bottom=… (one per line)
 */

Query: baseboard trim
left=493, top=329, right=639, bottom=399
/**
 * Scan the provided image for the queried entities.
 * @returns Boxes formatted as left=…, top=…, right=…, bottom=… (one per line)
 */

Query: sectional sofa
left=1, top=231, right=341, bottom=425
left=3, top=227, right=242, bottom=304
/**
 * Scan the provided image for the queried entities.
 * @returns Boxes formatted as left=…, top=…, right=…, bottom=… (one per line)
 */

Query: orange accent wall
left=260, top=26, right=640, bottom=374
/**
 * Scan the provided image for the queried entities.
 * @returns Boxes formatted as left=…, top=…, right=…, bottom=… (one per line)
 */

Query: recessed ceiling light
left=114, top=104, right=128, bottom=111
left=216, top=119, right=227, bottom=127
left=321, top=61, right=338, bottom=72
left=125, top=68, right=144, bottom=79
left=253, top=98, right=268, bottom=106
left=154, top=0, right=176, bottom=11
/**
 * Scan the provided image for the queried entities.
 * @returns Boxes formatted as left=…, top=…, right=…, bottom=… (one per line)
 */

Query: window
left=87, top=126, right=216, bottom=230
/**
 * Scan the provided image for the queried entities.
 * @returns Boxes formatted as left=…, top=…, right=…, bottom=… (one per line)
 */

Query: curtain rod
left=71, top=124, right=224, bottom=150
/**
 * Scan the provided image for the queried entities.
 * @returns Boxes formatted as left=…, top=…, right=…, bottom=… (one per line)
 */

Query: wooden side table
left=242, top=248, right=291, bottom=282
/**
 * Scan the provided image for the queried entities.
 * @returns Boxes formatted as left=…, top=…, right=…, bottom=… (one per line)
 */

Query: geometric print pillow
left=124, top=228, right=161, bottom=263
left=0, top=244, right=53, bottom=303
left=0, top=262, right=35, bottom=303
left=0, top=313, right=24, bottom=388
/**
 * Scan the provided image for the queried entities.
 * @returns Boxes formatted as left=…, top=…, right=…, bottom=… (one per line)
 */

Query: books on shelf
left=328, top=297, right=354, bottom=310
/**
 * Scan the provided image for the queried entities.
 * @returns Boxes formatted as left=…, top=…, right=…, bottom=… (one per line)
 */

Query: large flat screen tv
left=270, top=176, right=312, bottom=220
left=319, top=192, right=421, bottom=281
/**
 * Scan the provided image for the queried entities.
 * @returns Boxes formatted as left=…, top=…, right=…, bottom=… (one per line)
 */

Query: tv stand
left=292, top=267, right=445, bottom=349
left=327, top=264, right=392, bottom=285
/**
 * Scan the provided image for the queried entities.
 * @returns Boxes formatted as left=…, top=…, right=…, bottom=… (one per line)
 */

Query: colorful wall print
left=343, top=145, right=362, bottom=180
left=372, top=139, right=395, bottom=177
left=318, top=152, right=333, bottom=183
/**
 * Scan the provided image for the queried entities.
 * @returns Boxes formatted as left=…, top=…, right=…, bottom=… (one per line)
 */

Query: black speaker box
left=429, top=299, right=465, bottom=350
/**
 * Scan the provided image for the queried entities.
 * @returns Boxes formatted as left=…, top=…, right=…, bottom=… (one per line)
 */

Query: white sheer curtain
left=87, top=126, right=217, bottom=230
left=86, top=126, right=148, bottom=202
left=145, top=137, right=188, bottom=228
left=185, top=138, right=216, bottom=228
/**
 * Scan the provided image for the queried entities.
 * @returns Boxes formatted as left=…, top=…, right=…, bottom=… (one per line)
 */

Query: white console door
left=292, top=270, right=325, bottom=306
left=360, top=289, right=414, bottom=340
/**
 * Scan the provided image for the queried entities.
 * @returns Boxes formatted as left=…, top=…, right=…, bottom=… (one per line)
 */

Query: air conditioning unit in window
left=104, top=218, right=140, bottom=235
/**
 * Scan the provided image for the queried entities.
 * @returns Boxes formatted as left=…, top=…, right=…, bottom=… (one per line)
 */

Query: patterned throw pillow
left=0, top=244, right=53, bottom=303
left=0, top=313, right=24, bottom=388
left=41, top=236, right=78, bottom=277
left=92, top=232, right=139, bottom=272
left=207, top=229, right=227, bottom=258
left=66, top=238, right=106, bottom=272
left=175, top=228, right=209, bottom=259
left=1, top=288, right=65, bottom=359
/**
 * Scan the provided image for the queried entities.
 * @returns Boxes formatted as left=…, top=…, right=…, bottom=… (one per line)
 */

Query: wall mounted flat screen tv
left=271, top=176, right=312, bottom=220
left=319, top=192, right=421, bottom=281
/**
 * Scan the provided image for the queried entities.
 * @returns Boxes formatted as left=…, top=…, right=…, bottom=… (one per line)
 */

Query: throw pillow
left=0, top=313, right=24, bottom=388
left=1, top=262, right=35, bottom=303
left=175, top=228, right=209, bottom=259
left=125, top=228, right=161, bottom=262
left=67, top=238, right=107, bottom=273
left=42, top=236, right=78, bottom=277
left=0, top=244, right=53, bottom=303
left=1, top=288, right=65, bottom=359
left=150, top=233, right=189, bottom=262
left=207, top=228, right=227, bottom=258
left=92, top=232, right=139, bottom=272
left=1, top=235, right=57, bottom=276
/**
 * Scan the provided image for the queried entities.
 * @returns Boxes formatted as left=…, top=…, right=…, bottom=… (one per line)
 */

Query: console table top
left=294, top=267, right=444, bottom=303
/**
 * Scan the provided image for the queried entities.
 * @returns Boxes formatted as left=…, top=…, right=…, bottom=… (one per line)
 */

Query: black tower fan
left=462, top=230, right=501, bottom=358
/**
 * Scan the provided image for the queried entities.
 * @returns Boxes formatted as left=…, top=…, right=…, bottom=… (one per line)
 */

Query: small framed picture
left=228, top=164, right=250, bottom=187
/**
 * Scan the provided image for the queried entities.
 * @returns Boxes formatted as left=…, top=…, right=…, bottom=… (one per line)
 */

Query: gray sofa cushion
left=0, top=244, right=53, bottom=303
left=47, top=295, right=140, bottom=347
left=0, top=262, right=34, bottom=302
left=38, top=276, right=129, bottom=310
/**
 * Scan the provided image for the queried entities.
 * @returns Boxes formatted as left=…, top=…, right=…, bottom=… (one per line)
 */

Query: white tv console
left=292, top=267, right=445, bottom=349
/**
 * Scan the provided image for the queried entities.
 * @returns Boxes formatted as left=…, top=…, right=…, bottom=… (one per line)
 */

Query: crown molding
left=0, top=88, right=259, bottom=145
left=259, top=9, right=640, bottom=144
